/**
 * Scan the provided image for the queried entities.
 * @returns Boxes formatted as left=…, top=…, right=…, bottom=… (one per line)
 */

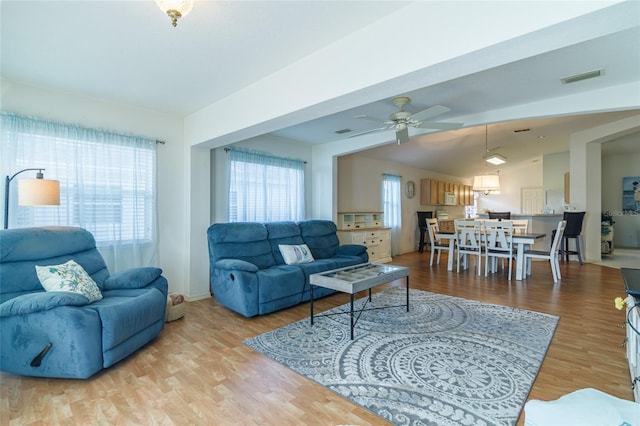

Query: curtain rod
left=224, top=147, right=307, bottom=164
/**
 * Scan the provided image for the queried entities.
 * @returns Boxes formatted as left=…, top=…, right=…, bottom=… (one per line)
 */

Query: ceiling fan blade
left=395, top=127, right=409, bottom=144
left=347, top=125, right=393, bottom=138
left=415, top=121, right=464, bottom=131
left=355, top=114, right=388, bottom=124
left=409, top=105, right=451, bottom=123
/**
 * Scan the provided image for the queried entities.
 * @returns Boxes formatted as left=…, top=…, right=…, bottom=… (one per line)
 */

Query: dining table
left=435, top=231, right=546, bottom=280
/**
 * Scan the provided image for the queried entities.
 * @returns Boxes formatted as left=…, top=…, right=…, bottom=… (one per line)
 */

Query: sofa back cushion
left=298, top=220, right=340, bottom=259
left=207, top=222, right=276, bottom=270
left=265, top=222, right=305, bottom=265
left=0, top=226, right=109, bottom=303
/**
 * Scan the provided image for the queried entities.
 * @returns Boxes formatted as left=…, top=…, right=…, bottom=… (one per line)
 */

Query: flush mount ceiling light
left=485, top=153, right=506, bottom=165
left=156, top=0, right=194, bottom=27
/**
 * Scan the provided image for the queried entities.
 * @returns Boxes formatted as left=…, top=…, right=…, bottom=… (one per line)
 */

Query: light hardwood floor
left=1, top=251, right=635, bottom=425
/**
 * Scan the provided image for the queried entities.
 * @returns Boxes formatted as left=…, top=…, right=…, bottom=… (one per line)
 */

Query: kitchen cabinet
left=420, top=178, right=474, bottom=206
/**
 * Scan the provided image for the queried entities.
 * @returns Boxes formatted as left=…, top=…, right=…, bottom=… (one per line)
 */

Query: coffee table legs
left=350, top=294, right=354, bottom=340
left=310, top=284, right=314, bottom=325
left=406, top=276, right=410, bottom=311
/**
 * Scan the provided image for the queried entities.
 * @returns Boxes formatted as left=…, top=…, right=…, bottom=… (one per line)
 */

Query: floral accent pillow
left=279, top=244, right=315, bottom=265
left=35, top=260, right=103, bottom=303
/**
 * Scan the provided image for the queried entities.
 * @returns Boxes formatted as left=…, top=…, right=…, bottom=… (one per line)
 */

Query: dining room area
left=426, top=216, right=569, bottom=283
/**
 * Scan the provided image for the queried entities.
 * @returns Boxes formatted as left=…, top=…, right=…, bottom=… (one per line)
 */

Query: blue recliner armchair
left=0, top=226, right=168, bottom=379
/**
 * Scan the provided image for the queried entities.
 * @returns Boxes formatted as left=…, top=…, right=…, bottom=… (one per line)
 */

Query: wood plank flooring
left=1, top=251, right=635, bottom=425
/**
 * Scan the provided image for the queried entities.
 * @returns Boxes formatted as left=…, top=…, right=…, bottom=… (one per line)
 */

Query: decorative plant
left=615, top=296, right=628, bottom=311
left=602, top=211, right=615, bottom=225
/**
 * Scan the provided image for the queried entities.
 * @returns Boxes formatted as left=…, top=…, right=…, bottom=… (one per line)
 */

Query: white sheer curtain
left=227, top=148, right=305, bottom=222
left=382, top=174, right=402, bottom=255
left=1, top=112, right=158, bottom=272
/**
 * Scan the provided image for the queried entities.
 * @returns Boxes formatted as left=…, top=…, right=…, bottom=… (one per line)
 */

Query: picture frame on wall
left=622, top=176, right=640, bottom=213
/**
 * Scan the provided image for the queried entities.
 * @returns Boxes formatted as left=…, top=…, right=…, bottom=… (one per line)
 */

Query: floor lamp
left=3, top=168, right=60, bottom=229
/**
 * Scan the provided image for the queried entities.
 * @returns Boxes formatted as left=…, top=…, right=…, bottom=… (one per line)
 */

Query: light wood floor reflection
left=1, top=251, right=635, bottom=425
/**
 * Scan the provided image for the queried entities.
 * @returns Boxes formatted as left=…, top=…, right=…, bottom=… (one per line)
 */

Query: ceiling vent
left=513, top=128, right=530, bottom=133
left=334, top=128, right=352, bottom=134
left=561, top=68, right=604, bottom=84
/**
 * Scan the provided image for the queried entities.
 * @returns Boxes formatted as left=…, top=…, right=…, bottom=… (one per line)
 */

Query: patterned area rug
left=243, top=288, right=559, bottom=426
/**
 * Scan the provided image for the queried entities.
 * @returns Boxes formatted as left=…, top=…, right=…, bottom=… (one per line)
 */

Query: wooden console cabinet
left=336, top=212, right=392, bottom=263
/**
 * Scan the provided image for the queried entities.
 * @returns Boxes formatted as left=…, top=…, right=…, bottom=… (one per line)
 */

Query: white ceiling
left=2, top=1, right=639, bottom=178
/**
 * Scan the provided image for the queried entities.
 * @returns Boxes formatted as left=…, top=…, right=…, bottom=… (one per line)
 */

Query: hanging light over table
left=473, top=126, right=501, bottom=195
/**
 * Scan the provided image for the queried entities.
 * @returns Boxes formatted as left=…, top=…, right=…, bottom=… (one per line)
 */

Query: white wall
left=337, top=154, right=467, bottom=254
left=1, top=78, right=188, bottom=295
left=602, top=150, right=640, bottom=248
left=570, top=114, right=640, bottom=260
left=477, top=160, right=544, bottom=214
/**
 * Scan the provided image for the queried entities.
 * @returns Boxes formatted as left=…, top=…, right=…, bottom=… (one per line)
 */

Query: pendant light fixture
left=473, top=125, right=501, bottom=195
left=156, top=0, right=194, bottom=27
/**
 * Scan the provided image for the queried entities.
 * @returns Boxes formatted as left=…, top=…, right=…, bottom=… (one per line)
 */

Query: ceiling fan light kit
left=156, top=0, right=193, bottom=27
left=485, top=153, right=507, bottom=165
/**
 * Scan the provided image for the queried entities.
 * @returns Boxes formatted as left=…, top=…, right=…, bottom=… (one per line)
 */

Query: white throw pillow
left=36, top=260, right=103, bottom=303
left=279, top=244, right=315, bottom=265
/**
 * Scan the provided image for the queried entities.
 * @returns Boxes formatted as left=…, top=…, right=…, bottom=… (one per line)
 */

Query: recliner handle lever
left=30, top=343, right=52, bottom=367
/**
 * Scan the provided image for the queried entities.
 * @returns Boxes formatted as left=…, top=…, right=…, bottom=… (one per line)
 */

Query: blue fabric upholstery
left=0, top=226, right=168, bottom=379
left=207, top=220, right=368, bottom=317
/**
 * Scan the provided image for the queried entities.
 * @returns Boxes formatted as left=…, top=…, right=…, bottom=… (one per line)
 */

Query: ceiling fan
left=349, top=96, right=463, bottom=144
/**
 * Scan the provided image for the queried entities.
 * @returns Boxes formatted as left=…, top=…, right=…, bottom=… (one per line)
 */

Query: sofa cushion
left=0, top=291, right=90, bottom=317
left=265, top=222, right=305, bottom=264
left=87, top=287, right=166, bottom=351
left=279, top=244, right=315, bottom=265
left=208, top=223, right=275, bottom=270
left=0, top=227, right=109, bottom=298
left=256, top=266, right=305, bottom=303
left=298, top=220, right=340, bottom=259
left=36, top=260, right=103, bottom=303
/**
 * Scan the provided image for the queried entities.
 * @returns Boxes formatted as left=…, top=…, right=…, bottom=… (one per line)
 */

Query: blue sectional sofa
left=207, top=220, right=368, bottom=317
left=0, top=226, right=168, bottom=379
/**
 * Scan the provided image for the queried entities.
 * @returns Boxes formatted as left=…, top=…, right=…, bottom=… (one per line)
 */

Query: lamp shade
left=18, top=179, right=60, bottom=206
left=473, top=174, right=501, bottom=193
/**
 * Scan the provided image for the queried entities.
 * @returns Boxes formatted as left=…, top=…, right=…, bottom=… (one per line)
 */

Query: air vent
left=561, top=69, right=604, bottom=84
left=513, top=128, right=530, bottom=133
left=334, top=128, right=352, bottom=134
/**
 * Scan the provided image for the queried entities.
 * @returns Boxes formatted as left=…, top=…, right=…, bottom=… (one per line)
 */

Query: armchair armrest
left=0, top=292, right=89, bottom=317
left=215, top=259, right=259, bottom=273
left=336, top=244, right=367, bottom=257
left=103, top=267, right=163, bottom=291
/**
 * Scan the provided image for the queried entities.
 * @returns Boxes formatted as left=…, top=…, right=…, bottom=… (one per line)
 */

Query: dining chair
left=512, top=219, right=529, bottom=234
left=525, top=220, right=567, bottom=283
left=426, top=218, right=452, bottom=266
left=417, top=211, right=433, bottom=253
left=484, top=220, right=514, bottom=280
left=488, top=211, right=511, bottom=220
left=454, top=220, right=483, bottom=275
left=557, top=211, right=585, bottom=264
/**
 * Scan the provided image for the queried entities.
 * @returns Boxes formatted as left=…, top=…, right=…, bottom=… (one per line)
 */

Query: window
left=382, top=174, right=402, bottom=255
left=227, top=148, right=305, bottom=222
left=1, top=112, right=157, bottom=271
